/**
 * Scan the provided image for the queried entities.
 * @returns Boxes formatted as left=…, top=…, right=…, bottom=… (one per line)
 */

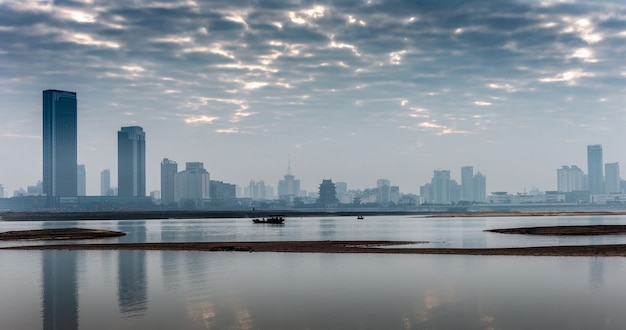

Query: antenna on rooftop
left=287, top=153, right=292, bottom=175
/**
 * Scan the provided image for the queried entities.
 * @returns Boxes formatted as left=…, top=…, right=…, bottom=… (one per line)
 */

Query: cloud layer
left=1, top=0, right=626, bottom=194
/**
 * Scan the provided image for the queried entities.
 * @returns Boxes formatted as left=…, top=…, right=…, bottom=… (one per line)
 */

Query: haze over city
left=2, top=0, right=626, bottom=196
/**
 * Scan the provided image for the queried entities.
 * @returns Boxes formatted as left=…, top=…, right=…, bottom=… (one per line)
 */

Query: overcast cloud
left=1, top=0, right=626, bottom=195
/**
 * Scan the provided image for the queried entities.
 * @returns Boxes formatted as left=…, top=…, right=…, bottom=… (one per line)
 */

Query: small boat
left=357, top=216, right=364, bottom=220
left=252, top=216, right=285, bottom=224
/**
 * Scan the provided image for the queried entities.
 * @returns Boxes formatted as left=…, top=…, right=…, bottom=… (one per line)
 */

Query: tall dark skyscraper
left=160, top=158, right=178, bottom=205
left=42, top=89, right=77, bottom=197
left=587, top=144, right=604, bottom=195
left=118, top=126, right=146, bottom=197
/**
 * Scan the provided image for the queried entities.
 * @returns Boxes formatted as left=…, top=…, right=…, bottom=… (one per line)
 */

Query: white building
left=175, top=162, right=210, bottom=206
left=557, top=165, right=585, bottom=192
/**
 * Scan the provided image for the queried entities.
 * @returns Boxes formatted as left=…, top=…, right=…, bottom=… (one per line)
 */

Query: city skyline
left=2, top=1, right=626, bottom=195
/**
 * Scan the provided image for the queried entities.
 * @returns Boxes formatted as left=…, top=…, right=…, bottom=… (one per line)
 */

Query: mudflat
left=0, top=228, right=126, bottom=240
left=3, top=226, right=626, bottom=256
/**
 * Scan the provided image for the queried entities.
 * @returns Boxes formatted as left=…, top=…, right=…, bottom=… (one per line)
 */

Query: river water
left=1, top=215, right=626, bottom=329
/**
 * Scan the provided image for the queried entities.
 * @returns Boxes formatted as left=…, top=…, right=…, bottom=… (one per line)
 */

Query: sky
left=1, top=0, right=626, bottom=197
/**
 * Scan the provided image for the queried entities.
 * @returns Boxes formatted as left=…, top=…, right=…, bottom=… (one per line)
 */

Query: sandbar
left=0, top=228, right=126, bottom=241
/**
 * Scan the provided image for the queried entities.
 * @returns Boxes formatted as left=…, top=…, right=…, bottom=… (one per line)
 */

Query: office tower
left=587, top=145, right=603, bottom=195
left=77, top=164, right=86, bottom=196
left=605, top=162, right=620, bottom=194
left=0, top=184, right=3, bottom=198
left=42, top=89, right=77, bottom=197
left=174, top=162, right=210, bottom=206
left=431, top=170, right=451, bottom=204
left=461, top=166, right=474, bottom=202
left=118, top=126, right=146, bottom=197
left=160, top=158, right=178, bottom=204
left=473, top=171, right=487, bottom=202
left=557, top=165, right=584, bottom=192
left=248, top=180, right=266, bottom=200
left=101, top=169, right=111, bottom=196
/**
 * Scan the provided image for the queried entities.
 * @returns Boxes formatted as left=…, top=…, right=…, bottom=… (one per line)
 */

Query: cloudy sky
left=1, top=0, right=626, bottom=196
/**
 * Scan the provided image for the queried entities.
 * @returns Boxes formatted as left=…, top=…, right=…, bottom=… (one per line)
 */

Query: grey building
left=431, top=170, right=451, bottom=204
left=100, top=169, right=111, bottom=196
left=77, top=164, right=86, bottom=196
left=605, top=162, right=620, bottom=194
left=160, top=158, right=178, bottom=204
left=461, top=166, right=474, bottom=202
left=587, top=144, right=603, bottom=195
left=43, top=89, right=77, bottom=197
left=118, top=126, right=146, bottom=197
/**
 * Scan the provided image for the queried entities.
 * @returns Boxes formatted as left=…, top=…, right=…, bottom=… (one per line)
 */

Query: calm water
left=1, top=215, right=626, bottom=329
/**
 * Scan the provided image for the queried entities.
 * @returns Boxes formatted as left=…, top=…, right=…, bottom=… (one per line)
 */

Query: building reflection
left=42, top=250, right=78, bottom=330
left=117, top=221, right=148, bottom=317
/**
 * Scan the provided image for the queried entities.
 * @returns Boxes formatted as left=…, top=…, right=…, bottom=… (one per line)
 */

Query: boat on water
left=252, top=216, right=285, bottom=224
left=357, top=216, right=364, bottom=220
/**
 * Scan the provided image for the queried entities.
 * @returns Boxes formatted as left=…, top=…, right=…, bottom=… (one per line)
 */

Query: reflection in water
left=117, top=222, right=147, bottom=317
left=42, top=250, right=78, bottom=330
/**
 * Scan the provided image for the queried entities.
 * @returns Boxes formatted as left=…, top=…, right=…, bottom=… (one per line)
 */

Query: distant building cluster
left=553, top=144, right=626, bottom=204
left=3, top=90, right=626, bottom=210
left=419, top=166, right=486, bottom=204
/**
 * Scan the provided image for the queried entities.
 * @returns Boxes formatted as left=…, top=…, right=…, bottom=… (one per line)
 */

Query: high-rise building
left=376, top=179, right=391, bottom=204
left=557, top=165, right=584, bottom=192
left=605, top=162, right=620, bottom=194
left=76, top=164, right=86, bottom=196
left=100, top=169, right=111, bottom=196
left=461, top=166, right=474, bottom=202
left=160, top=158, right=178, bottom=205
left=174, top=162, right=210, bottom=206
left=278, top=164, right=300, bottom=201
left=473, top=171, right=487, bottom=202
left=43, top=89, right=77, bottom=197
left=431, top=170, right=451, bottom=204
left=0, top=184, right=4, bottom=198
left=118, top=126, right=146, bottom=197
left=587, top=144, right=603, bottom=195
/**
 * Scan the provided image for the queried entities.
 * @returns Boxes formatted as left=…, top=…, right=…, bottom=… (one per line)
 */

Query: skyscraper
left=461, top=166, right=474, bottom=202
left=587, top=145, right=603, bottom=195
left=100, top=169, right=111, bottom=196
left=431, top=170, right=450, bottom=204
left=605, top=162, right=620, bottom=194
left=118, top=126, right=146, bottom=197
left=42, top=89, right=77, bottom=197
left=77, top=164, right=86, bottom=196
left=473, top=171, right=487, bottom=203
left=161, top=158, right=178, bottom=205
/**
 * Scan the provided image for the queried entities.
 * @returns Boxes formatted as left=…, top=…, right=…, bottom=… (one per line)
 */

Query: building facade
left=431, top=170, right=451, bottom=204
left=43, top=89, right=77, bottom=197
left=461, top=166, right=474, bottom=202
left=605, top=162, right=620, bottom=194
left=160, top=158, right=178, bottom=205
left=472, top=171, right=487, bottom=202
left=587, top=145, right=604, bottom=195
left=118, top=126, right=146, bottom=197
left=77, top=164, right=86, bottom=196
left=100, top=169, right=111, bottom=196
left=278, top=168, right=300, bottom=201
left=174, top=162, right=210, bottom=206
left=557, top=165, right=585, bottom=192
